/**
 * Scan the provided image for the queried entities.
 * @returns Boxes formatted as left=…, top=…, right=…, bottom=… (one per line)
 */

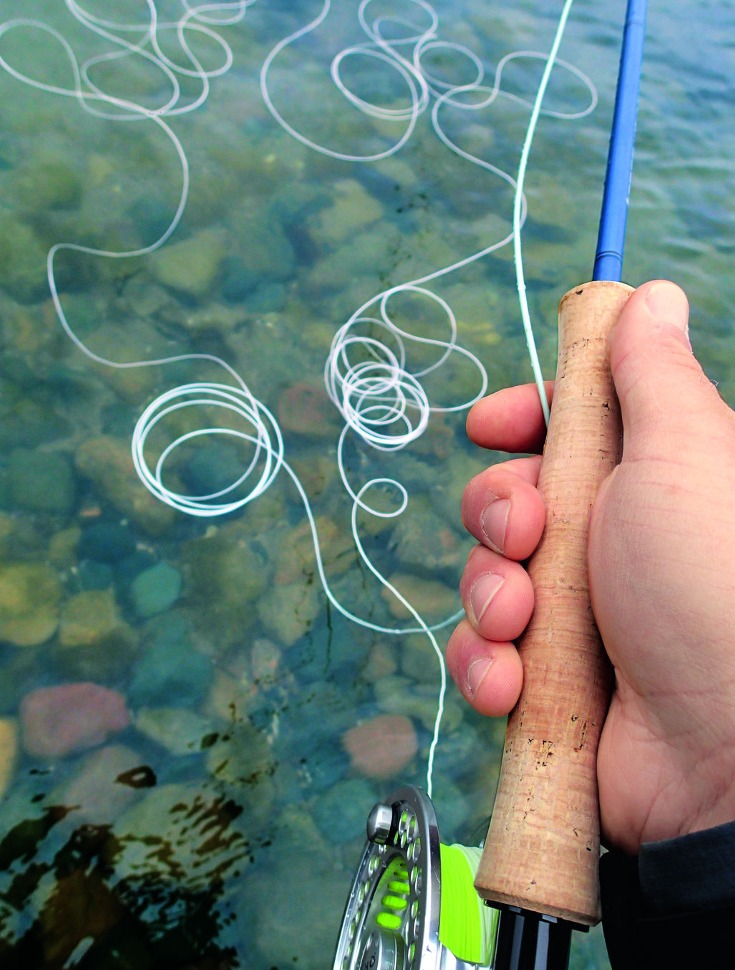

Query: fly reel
left=333, top=786, right=498, bottom=970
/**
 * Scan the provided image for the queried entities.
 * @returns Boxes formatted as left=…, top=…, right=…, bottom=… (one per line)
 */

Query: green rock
left=390, top=504, right=465, bottom=574
left=314, top=178, right=384, bottom=246
left=14, top=160, right=83, bottom=212
left=59, top=588, right=120, bottom=647
left=130, top=562, right=182, bottom=618
left=257, top=580, right=321, bottom=648
left=54, top=585, right=139, bottom=679
left=8, top=447, right=76, bottom=515
left=0, top=562, right=61, bottom=646
left=134, top=706, right=215, bottom=755
left=74, top=435, right=176, bottom=537
left=182, top=528, right=268, bottom=648
left=206, top=720, right=275, bottom=790
left=0, top=213, right=48, bottom=304
left=223, top=198, right=296, bottom=297
left=381, top=572, right=459, bottom=625
left=55, top=622, right=140, bottom=682
left=149, top=228, right=227, bottom=298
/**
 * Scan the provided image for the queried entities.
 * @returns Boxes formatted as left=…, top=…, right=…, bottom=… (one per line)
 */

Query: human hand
left=447, top=280, right=735, bottom=854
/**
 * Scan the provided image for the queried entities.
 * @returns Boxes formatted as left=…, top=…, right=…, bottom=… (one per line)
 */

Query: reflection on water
left=0, top=1, right=733, bottom=967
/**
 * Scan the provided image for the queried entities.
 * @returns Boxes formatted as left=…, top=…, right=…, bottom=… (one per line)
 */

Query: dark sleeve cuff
left=600, top=821, right=735, bottom=970
left=638, top=819, right=735, bottom=914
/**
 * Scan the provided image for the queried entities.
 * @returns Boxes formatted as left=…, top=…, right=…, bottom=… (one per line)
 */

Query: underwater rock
left=342, top=713, right=418, bottom=780
left=0, top=647, right=39, bottom=714
left=0, top=561, right=62, bottom=646
left=128, top=612, right=212, bottom=708
left=74, top=560, right=115, bottom=592
left=78, top=521, right=136, bottom=563
left=276, top=381, right=342, bottom=438
left=129, top=561, right=182, bottom=618
left=0, top=717, right=18, bottom=799
left=0, top=385, right=72, bottom=450
left=56, top=586, right=139, bottom=681
left=208, top=638, right=285, bottom=725
left=182, top=529, right=268, bottom=649
left=112, top=782, right=248, bottom=889
left=251, top=637, right=282, bottom=688
left=177, top=438, right=249, bottom=499
left=389, top=505, right=464, bottom=573
left=56, top=621, right=140, bottom=683
left=134, top=706, right=215, bottom=756
left=205, top=722, right=277, bottom=824
left=20, top=682, right=130, bottom=759
left=287, top=452, right=337, bottom=500
left=48, top=526, right=82, bottom=567
left=312, top=178, right=384, bottom=246
left=54, top=743, right=145, bottom=825
left=0, top=514, right=15, bottom=559
left=271, top=515, right=353, bottom=586
left=381, top=571, right=458, bottom=625
left=242, top=856, right=349, bottom=970
left=222, top=198, right=296, bottom=299
left=14, top=159, right=83, bottom=212
left=374, top=674, right=461, bottom=733
left=0, top=213, right=48, bottom=303
left=167, top=300, right=246, bottom=337
left=236, top=793, right=349, bottom=964
left=312, top=777, right=378, bottom=845
left=207, top=667, right=258, bottom=723
left=304, top=222, right=401, bottom=299
left=148, top=228, right=227, bottom=299
left=401, top=632, right=449, bottom=684
left=257, top=580, right=321, bottom=648
left=206, top=720, right=276, bottom=787
left=38, top=864, right=126, bottom=968
left=5, top=299, right=66, bottom=359
left=271, top=804, right=330, bottom=857
left=59, top=588, right=121, bottom=647
left=361, top=641, right=399, bottom=683
left=74, top=435, right=176, bottom=536
left=86, top=320, right=164, bottom=403
left=429, top=776, right=473, bottom=839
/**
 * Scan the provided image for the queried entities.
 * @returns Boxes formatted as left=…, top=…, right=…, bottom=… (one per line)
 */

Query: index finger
left=466, top=381, right=553, bottom=454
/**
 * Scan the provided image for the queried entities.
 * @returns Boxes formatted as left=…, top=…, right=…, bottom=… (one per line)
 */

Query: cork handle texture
left=474, top=281, right=633, bottom=926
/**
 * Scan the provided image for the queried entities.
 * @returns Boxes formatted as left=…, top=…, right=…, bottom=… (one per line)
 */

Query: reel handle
left=474, top=280, right=632, bottom=926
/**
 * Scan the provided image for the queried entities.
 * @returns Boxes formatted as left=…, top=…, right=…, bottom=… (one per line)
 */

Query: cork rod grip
left=474, top=280, right=633, bottom=926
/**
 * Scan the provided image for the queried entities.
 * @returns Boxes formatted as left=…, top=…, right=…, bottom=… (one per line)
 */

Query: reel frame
left=333, top=785, right=493, bottom=970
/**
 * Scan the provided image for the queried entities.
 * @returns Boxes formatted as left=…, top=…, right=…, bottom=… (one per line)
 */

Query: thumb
left=610, top=279, right=726, bottom=460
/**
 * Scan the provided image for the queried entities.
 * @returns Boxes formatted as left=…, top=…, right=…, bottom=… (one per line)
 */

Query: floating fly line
left=0, top=0, right=595, bottom=798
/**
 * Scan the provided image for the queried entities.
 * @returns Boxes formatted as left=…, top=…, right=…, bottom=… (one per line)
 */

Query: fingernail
left=469, top=573, right=504, bottom=623
left=466, top=657, right=492, bottom=698
left=481, top=499, right=510, bottom=554
left=644, top=281, right=690, bottom=342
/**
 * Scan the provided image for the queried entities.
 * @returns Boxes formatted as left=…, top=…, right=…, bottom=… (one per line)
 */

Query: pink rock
left=343, top=714, right=418, bottom=780
left=20, top=683, right=130, bottom=759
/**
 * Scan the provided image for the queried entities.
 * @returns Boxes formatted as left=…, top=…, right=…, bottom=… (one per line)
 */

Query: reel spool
left=333, top=786, right=499, bottom=970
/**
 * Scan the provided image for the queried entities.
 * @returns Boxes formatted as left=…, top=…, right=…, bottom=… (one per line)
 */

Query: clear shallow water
left=0, top=1, right=732, bottom=968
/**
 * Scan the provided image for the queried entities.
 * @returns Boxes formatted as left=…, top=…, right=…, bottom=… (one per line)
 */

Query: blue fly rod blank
left=593, top=0, right=648, bottom=282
